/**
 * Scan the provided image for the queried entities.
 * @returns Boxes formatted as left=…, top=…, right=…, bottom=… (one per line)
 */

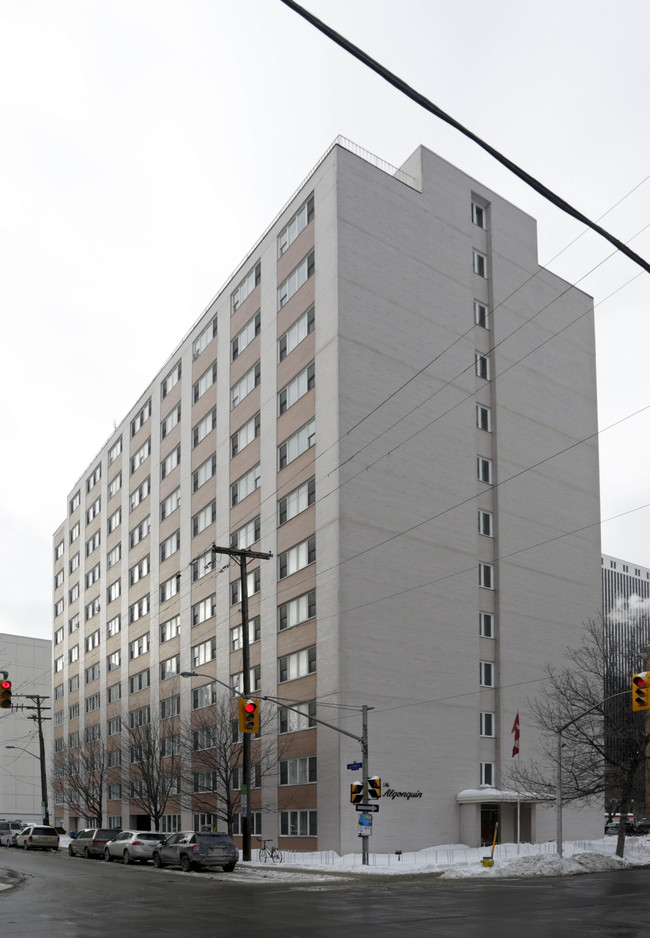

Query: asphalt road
left=1, top=847, right=649, bottom=937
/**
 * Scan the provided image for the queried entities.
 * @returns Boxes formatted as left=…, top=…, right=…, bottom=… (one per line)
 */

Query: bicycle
left=257, top=838, right=283, bottom=863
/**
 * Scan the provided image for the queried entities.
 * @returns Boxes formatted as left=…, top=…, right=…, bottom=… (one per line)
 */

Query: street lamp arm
left=5, top=745, right=39, bottom=758
left=260, top=693, right=365, bottom=744
left=558, top=689, right=630, bottom=734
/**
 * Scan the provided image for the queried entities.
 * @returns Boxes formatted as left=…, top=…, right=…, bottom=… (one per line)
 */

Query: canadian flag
left=511, top=712, right=520, bottom=757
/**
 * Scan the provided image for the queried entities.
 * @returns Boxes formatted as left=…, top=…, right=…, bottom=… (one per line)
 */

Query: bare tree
left=182, top=693, right=284, bottom=836
left=509, top=617, right=650, bottom=857
left=53, top=734, right=107, bottom=826
left=123, top=714, right=182, bottom=830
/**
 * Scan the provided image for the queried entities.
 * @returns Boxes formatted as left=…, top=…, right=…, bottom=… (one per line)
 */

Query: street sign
left=347, top=761, right=363, bottom=771
left=358, top=812, right=373, bottom=836
left=355, top=803, right=379, bottom=813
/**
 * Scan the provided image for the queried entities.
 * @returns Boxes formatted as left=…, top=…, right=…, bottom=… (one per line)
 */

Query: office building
left=51, top=138, right=602, bottom=850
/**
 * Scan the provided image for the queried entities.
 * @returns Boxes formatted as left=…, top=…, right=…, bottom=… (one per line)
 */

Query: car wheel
left=223, top=862, right=236, bottom=873
left=122, top=850, right=132, bottom=865
left=83, top=846, right=91, bottom=859
left=23, top=842, right=29, bottom=851
left=180, top=854, right=192, bottom=872
left=152, top=852, right=162, bottom=869
left=68, top=844, right=75, bottom=857
left=104, top=848, right=112, bottom=862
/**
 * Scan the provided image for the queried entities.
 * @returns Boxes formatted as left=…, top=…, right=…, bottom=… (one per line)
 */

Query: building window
left=231, top=261, right=261, bottom=314
left=192, top=683, right=216, bottom=710
left=108, top=436, right=122, bottom=465
left=54, top=656, right=64, bottom=674
left=70, top=523, right=80, bottom=544
left=161, top=445, right=181, bottom=480
left=131, top=438, right=151, bottom=474
left=475, top=352, right=490, bottom=380
left=479, top=661, right=495, bottom=687
left=107, top=717, right=121, bottom=737
left=280, top=810, right=317, bottom=838
left=479, top=612, right=494, bottom=638
left=130, top=705, right=150, bottom=728
left=230, top=361, right=261, bottom=410
left=231, top=666, right=261, bottom=695
left=480, top=762, right=495, bottom=786
left=160, top=574, right=180, bottom=604
left=278, top=194, right=314, bottom=256
left=161, top=403, right=181, bottom=439
left=107, top=614, right=121, bottom=638
left=193, top=361, right=217, bottom=403
left=231, top=466, right=260, bottom=507
left=230, top=517, right=260, bottom=551
left=130, top=516, right=151, bottom=548
left=129, top=633, right=150, bottom=659
left=471, top=201, right=487, bottom=229
left=69, top=644, right=79, bottom=663
left=193, top=455, right=216, bottom=493
left=160, top=487, right=180, bottom=521
left=55, top=569, right=65, bottom=590
left=232, top=310, right=260, bottom=360
left=480, top=712, right=495, bottom=737
left=279, top=646, right=316, bottom=683
left=86, top=496, right=101, bottom=524
left=279, top=700, right=316, bottom=733
left=70, top=491, right=81, bottom=514
left=278, top=477, right=315, bottom=526
left=231, top=413, right=260, bottom=458
left=192, top=596, right=216, bottom=626
left=278, top=419, right=315, bottom=471
left=278, top=250, right=315, bottom=309
left=69, top=613, right=80, bottom=633
left=68, top=674, right=79, bottom=693
left=191, top=638, right=216, bottom=668
left=192, top=549, right=216, bottom=583
left=193, top=771, right=217, bottom=793
left=85, top=723, right=101, bottom=742
left=474, top=301, right=489, bottom=329
left=129, top=595, right=150, bottom=623
left=69, top=703, right=79, bottom=720
left=86, top=464, right=101, bottom=493
left=130, top=476, right=151, bottom=512
left=161, top=361, right=182, bottom=398
left=473, top=250, right=487, bottom=278
left=160, top=655, right=180, bottom=681
left=160, top=531, right=180, bottom=562
left=476, top=404, right=491, bottom=432
left=230, top=617, right=260, bottom=651
left=160, top=615, right=181, bottom=644
left=54, top=684, right=64, bottom=700
left=131, top=398, right=152, bottom=437
left=478, top=510, right=493, bottom=537
left=192, top=500, right=216, bottom=536
left=278, top=361, right=315, bottom=415
left=130, top=556, right=150, bottom=586
left=230, top=568, right=260, bottom=605
left=129, top=669, right=150, bottom=694
left=85, top=598, right=100, bottom=621
left=86, top=530, right=101, bottom=557
left=107, top=579, right=121, bottom=603
left=69, top=583, right=80, bottom=603
left=231, top=812, right=262, bottom=837
left=161, top=695, right=181, bottom=719
left=479, top=563, right=494, bottom=590
left=69, top=552, right=80, bottom=574
left=192, top=316, right=217, bottom=360
left=279, top=305, right=315, bottom=362
left=193, top=408, right=217, bottom=449
left=107, top=683, right=122, bottom=704
left=55, top=626, right=64, bottom=645
left=85, top=693, right=101, bottom=712
left=280, top=756, right=317, bottom=785
left=108, top=473, right=122, bottom=500
left=278, top=536, right=316, bottom=580
left=278, top=590, right=316, bottom=631
left=477, top=457, right=493, bottom=484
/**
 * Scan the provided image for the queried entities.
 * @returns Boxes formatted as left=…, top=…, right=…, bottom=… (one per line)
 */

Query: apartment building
left=51, top=138, right=602, bottom=851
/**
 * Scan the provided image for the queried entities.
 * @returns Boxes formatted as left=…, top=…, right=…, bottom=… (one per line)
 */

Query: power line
left=278, top=0, right=650, bottom=275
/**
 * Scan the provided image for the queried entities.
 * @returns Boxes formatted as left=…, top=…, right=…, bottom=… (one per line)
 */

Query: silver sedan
left=103, top=830, right=165, bottom=864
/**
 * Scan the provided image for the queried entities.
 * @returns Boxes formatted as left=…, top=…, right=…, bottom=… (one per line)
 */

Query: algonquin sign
left=383, top=789, right=423, bottom=801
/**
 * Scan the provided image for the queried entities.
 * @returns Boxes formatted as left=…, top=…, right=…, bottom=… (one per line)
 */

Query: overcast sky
left=1, top=0, right=649, bottom=641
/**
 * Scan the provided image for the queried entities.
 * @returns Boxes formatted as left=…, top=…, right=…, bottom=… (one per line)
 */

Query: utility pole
left=212, top=544, right=272, bottom=861
left=23, top=695, right=51, bottom=825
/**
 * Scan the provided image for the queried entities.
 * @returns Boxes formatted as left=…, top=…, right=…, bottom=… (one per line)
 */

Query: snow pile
left=439, top=851, right=639, bottom=880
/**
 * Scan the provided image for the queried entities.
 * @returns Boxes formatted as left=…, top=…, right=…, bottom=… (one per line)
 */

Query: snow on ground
left=53, top=835, right=650, bottom=883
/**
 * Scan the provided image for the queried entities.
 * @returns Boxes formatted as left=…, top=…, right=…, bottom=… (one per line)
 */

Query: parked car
left=635, top=819, right=650, bottom=835
left=68, top=828, right=117, bottom=858
left=605, top=821, right=639, bottom=836
left=15, top=825, right=59, bottom=851
left=152, top=831, right=238, bottom=872
left=103, top=830, right=165, bottom=865
left=0, top=821, right=23, bottom=847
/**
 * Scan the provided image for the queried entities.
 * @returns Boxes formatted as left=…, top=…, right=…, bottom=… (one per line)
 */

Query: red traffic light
left=244, top=701, right=257, bottom=713
left=0, top=680, right=11, bottom=690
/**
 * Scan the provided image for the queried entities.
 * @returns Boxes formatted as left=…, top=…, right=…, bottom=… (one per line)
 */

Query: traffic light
left=350, top=781, right=363, bottom=804
left=632, top=672, right=650, bottom=711
left=238, top=697, right=260, bottom=733
left=0, top=680, right=11, bottom=709
left=368, top=776, right=381, bottom=799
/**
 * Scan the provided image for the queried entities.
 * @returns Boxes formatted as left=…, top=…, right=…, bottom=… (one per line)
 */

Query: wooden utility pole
left=212, top=545, right=272, bottom=861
